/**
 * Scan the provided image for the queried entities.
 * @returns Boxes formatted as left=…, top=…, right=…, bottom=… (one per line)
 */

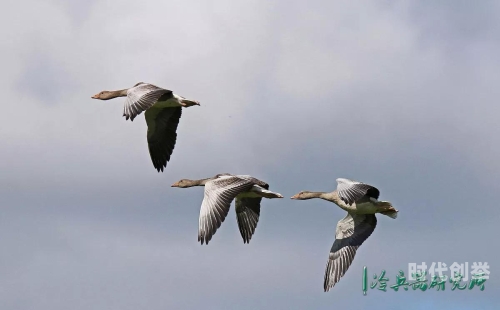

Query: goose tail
left=251, top=186, right=283, bottom=199
left=378, top=201, right=398, bottom=219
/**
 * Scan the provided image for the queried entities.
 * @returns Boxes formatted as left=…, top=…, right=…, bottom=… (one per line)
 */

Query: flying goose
left=291, top=178, right=398, bottom=292
left=172, top=174, right=283, bottom=244
left=91, top=82, right=200, bottom=172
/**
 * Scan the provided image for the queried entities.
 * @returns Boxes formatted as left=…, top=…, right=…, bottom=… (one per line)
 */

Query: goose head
left=291, top=191, right=320, bottom=200
left=171, top=179, right=197, bottom=188
left=92, top=89, right=128, bottom=100
left=92, top=91, right=115, bottom=100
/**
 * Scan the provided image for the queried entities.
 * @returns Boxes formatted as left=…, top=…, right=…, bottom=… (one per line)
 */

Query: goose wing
left=144, top=107, right=182, bottom=172
left=235, top=181, right=269, bottom=244
left=199, top=175, right=255, bottom=244
left=324, top=213, right=377, bottom=292
left=124, top=83, right=173, bottom=121
left=336, top=178, right=380, bottom=205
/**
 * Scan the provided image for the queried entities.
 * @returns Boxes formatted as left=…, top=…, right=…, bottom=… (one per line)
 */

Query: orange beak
left=290, top=194, right=299, bottom=199
left=91, top=93, right=99, bottom=99
left=171, top=182, right=179, bottom=187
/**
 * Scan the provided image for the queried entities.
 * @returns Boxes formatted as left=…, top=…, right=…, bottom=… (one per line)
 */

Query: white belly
left=237, top=191, right=261, bottom=198
left=153, top=98, right=181, bottom=108
left=352, top=201, right=379, bottom=214
left=337, top=201, right=379, bottom=214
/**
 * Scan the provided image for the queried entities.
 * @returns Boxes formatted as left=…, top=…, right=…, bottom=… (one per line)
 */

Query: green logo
left=362, top=266, right=488, bottom=295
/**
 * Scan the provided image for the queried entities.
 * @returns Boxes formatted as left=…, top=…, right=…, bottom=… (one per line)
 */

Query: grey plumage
left=124, top=83, right=173, bottom=121
left=199, top=176, right=255, bottom=244
left=92, top=82, right=198, bottom=173
left=235, top=198, right=261, bottom=244
left=145, top=107, right=181, bottom=172
left=196, top=174, right=280, bottom=245
left=336, top=178, right=380, bottom=205
left=324, top=213, right=376, bottom=291
left=291, top=177, right=397, bottom=292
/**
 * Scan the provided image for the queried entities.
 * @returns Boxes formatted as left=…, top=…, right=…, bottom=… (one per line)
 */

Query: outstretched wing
left=336, top=178, right=380, bottom=205
left=124, top=83, right=173, bottom=121
left=235, top=197, right=261, bottom=244
left=234, top=178, right=270, bottom=243
left=199, top=176, right=255, bottom=244
left=324, top=213, right=377, bottom=292
left=145, top=107, right=182, bottom=172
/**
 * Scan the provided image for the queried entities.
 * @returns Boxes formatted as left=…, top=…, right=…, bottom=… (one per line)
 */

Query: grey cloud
left=408, top=0, right=500, bottom=47
left=16, top=53, right=76, bottom=105
left=0, top=0, right=499, bottom=309
left=55, top=0, right=99, bottom=26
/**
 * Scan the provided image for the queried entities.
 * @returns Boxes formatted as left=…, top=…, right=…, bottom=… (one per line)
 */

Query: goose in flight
left=172, top=174, right=283, bottom=244
left=291, top=178, right=398, bottom=292
left=91, top=82, right=200, bottom=172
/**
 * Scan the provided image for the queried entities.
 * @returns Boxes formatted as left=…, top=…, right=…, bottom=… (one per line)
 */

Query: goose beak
left=91, top=93, right=99, bottom=99
left=290, top=194, right=299, bottom=200
left=171, top=182, right=179, bottom=187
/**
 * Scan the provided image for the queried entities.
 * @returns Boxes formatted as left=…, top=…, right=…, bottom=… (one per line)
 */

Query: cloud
left=17, top=52, right=76, bottom=104
left=1, top=0, right=499, bottom=309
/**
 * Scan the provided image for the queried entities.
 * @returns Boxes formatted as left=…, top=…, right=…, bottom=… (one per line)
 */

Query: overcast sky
left=1, top=0, right=499, bottom=309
